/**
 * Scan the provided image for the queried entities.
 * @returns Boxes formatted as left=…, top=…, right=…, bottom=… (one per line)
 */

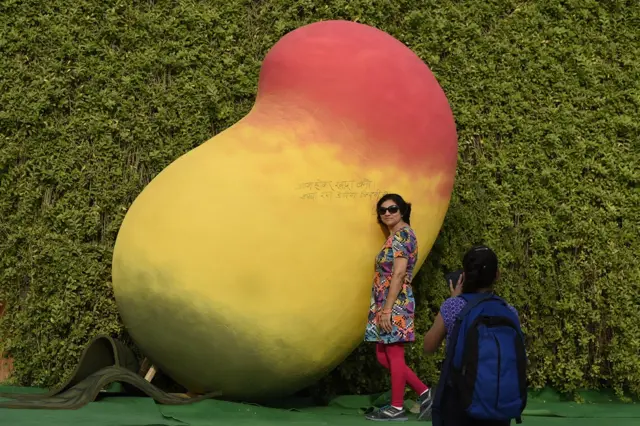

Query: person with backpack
left=422, top=245, right=527, bottom=426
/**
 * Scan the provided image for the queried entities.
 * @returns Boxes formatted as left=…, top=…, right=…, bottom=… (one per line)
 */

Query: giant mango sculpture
left=112, top=20, right=458, bottom=400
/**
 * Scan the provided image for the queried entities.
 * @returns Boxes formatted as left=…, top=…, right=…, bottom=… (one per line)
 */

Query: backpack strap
left=457, top=292, right=497, bottom=318
left=431, top=292, right=498, bottom=426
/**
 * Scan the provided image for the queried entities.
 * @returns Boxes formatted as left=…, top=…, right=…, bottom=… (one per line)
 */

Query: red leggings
left=376, top=342, right=429, bottom=407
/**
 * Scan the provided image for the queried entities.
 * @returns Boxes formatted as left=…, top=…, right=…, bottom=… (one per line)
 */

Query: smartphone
left=444, top=269, right=463, bottom=288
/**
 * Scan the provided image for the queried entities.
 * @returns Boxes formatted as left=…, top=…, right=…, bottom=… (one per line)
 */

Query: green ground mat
left=1, top=386, right=639, bottom=426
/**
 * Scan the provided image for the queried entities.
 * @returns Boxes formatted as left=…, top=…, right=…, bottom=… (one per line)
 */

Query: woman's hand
left=378, top=310, right=393, bottom=333
left=450, top=273, right=464, bottom=297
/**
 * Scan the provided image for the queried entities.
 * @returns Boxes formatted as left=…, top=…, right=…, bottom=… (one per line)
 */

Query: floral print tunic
left=364, top=226, right=418, bottom=344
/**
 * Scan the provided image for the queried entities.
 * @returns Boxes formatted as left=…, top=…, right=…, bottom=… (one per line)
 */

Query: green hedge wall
left=1, top=0, right=638, bottom=398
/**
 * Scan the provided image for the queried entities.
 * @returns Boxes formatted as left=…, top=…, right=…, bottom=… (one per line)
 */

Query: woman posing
left=364, top=193, right=433, bottom=422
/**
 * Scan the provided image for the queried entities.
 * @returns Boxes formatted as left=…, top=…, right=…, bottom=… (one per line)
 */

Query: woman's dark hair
left=462, top=245, right=499, bottom=293
left=376, top=193, right=412, bottom=225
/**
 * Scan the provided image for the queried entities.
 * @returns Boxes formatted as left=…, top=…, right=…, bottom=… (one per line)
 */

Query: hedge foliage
left=1, top=0, right=638, bottom=398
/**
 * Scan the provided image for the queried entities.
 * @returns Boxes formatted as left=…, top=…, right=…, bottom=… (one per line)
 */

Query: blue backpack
left=432, top=293, right=528, bottom=426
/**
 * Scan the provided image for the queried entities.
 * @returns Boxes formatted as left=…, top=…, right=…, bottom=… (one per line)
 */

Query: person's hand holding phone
left=450, top=273, right=464, bottom=297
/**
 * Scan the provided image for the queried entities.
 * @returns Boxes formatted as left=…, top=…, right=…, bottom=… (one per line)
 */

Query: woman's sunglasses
left=378, top=205, right=400, bottom=215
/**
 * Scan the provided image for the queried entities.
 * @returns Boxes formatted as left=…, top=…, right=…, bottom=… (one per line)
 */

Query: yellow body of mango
left=112, top=109, right=452, bottom=399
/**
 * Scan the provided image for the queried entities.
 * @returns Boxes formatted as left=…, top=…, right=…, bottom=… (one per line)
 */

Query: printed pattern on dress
left=364, top=226, right=419, bottom=344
